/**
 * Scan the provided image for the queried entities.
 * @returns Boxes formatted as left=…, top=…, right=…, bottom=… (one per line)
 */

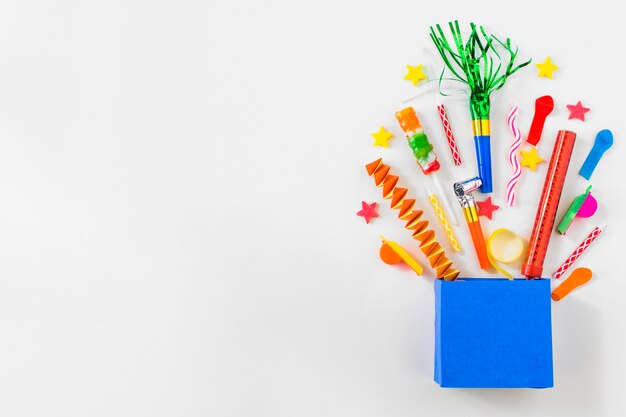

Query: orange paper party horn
left=551, top=267, right=592, bottom=301
left=366, top=158, right=460, bottom=280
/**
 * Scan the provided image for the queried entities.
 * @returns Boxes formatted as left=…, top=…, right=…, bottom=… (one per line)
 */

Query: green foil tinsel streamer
left=429, top=21, right=531, bottom=120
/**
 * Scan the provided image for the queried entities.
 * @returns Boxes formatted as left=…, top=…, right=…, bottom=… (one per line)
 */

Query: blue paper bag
left=434, top=278, right=553, bottom=388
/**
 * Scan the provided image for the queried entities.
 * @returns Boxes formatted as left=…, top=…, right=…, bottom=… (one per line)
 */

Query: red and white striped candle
left=437, top=104, right=462, bottom=166
left=553, top=226, right=602, bottom=279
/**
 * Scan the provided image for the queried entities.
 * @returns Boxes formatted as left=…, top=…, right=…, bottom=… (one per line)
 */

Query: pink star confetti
left=476, top=197, right=500, bottom=220
left=356, top=201, right=379, bottom=224
left=566, top=101, right=590, bottom=121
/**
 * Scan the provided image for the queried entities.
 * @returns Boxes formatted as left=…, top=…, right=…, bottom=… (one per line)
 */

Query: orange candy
left=395, top=107, right=422, bottom=133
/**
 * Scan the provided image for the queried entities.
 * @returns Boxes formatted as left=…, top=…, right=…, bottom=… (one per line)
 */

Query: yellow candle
left=427, top=191, right=462, bottom=252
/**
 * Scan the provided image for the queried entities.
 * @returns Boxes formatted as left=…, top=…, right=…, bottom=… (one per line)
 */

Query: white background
left=0, top=0, right=624, bottom=416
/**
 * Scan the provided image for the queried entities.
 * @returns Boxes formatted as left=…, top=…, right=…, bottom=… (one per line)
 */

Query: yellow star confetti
left=403, top=64, right=427, bottom=86
left=371, top=127, right=393, bottom=148
left=536, top=57, right=558, bottom=79
left=520, top=147, right=545, bottom=171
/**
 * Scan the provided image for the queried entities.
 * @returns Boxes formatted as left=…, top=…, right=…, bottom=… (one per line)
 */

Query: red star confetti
left=476, top=197, right=500, bottom=220
left=566, top=101, right=590, bottom=121
left=356, top=201, right=379, bottom=224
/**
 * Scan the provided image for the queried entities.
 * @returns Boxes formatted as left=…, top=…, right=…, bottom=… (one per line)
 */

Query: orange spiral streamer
left=366, top=158, right=460, bottom=281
